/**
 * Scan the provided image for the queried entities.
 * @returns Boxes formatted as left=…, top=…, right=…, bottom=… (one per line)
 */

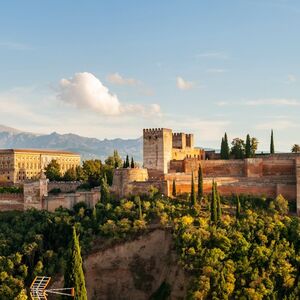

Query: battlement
left=186, top=133, right=194, bottom=148
left=143, top=128, right=172, bottom=138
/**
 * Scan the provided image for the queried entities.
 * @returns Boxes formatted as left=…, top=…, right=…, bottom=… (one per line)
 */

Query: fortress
left=112, top=128, right=300, bottom=215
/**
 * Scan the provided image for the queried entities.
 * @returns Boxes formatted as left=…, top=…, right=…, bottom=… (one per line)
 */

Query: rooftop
left=0, top=149, right=80, bottom=155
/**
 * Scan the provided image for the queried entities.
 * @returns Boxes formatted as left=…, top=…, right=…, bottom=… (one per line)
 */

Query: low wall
left=44, top=188, right=100, bottom=212
left=48, top=181, right=82, bottom=193
left=0, top=193, right=24, bottom=211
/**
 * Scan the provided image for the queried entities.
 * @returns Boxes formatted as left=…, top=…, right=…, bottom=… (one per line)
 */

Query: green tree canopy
left=45, top=160, right=61, bottom=181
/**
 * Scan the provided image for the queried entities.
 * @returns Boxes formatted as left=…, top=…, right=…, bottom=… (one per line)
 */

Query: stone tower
left=143, top=128, right=173, bottom=174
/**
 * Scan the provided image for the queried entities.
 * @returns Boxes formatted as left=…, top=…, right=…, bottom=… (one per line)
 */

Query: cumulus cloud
left=57, top=72, right=161, bottom=116
left=107, top=72, right=139, bottom=86
left=176, top=76, right=194, bottom=90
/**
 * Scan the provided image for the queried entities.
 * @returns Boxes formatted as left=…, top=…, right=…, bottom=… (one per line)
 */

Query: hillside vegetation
left=0, top=190, right=300, bottom=299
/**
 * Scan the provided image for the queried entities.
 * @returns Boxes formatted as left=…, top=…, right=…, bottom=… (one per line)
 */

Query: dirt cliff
left=84, top=229, right=188, bottom=300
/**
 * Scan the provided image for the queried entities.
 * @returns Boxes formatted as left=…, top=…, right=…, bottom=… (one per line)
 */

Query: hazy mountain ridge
left=0, top=125, right=143, bottom=161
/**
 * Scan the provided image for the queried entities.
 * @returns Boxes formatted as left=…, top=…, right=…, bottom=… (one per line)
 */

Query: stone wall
left=0, top=193, right=24, bottom=211
left=48, top=181, right=82, bottom=193
left=44, top=188, right=100, bottom=212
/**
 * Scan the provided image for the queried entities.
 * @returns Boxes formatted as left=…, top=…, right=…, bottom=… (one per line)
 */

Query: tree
left=100, top=175, right=110, bottom=203
left=63, top=168, right=77, bottom=181
left=197, top=164, right=203, bottom=201
left=220, top=137, right=225, bottom=159
left=236, top=194, right=241, bottom=218
left=105, top=150, right=122, bottom=169
left=125, top=155, right=130, bottom=168
left=82, top=159, right=102, bottom=187
left=45, top=160, right=61, bottom=181
left=63, top=226, right=87, bottom=300
left=224, top=133, right=230, bottom=159
left=270, top=129, right=275, bottom=154
left=75, top=166, right=86, bottom=181
left=251, top=137, right=258, bottom=156
left=172, top=179, right=176, bottom=197
left=210, top=180, right=217, bottom=224
left=135, top=196, right=143, bottom=220
left=245, top=134, right=251, bottom=158
left=215, top=182, right=222, bottom=222
left=220, top=133, right=229, bottom=159
left=131, top=157, right=135, bottom=168
left=230, top=138, right=245, bottom=159
left=292, top=144, right=300, bottom=153
left=191, top=172, right=196, bottom=206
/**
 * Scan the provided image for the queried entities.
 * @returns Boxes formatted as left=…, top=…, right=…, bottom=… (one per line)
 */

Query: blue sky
left=0, top=0, right=299, bottom=151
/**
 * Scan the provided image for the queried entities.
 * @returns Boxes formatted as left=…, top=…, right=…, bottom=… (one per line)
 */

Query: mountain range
left=0, top=125, right=143, bottom=162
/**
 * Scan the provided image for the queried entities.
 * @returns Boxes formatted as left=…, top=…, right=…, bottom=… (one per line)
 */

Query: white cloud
left=176, top=76, right=194, bottom=90
left=245, top=98, right=300, bottom=106
left=216, top=98, right=300, bottom=107
left=255, top=119, right=299, bottom=130
left=107, top=72, right=139, bottom=86
left=57, top=72, right=161, bottom=116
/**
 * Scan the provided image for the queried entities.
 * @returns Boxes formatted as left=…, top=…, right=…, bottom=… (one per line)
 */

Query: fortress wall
left=296, top=158, right=300, bottom=215
left=126, top=180, right=168, bottom=197
left=262, top=159, right=295, bottom=176
left=0, top=193, right=24, bottom=211
left=201, top=160, right=245, bottom=177
left=48, top=181, right=82, bottom=193
left=167, top=177, right=296, bottom=201
left=111, top=168, right=149, bottom=197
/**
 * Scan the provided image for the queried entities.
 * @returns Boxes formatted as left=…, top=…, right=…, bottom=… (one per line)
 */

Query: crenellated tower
left=143, top=128, right=173, bottom=174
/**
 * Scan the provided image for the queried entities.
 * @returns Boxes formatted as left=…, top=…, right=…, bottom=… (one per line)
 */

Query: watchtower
left=143, top=128, right=173, bottom=174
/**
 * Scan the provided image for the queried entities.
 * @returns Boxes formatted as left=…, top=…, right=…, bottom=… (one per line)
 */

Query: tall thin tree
left=210, top=180, right=217, bottom=224
left=215, top=182, right=222, bottom=222
left=63, top=227, right=87, bottom=300
left=125, top=155, right=130, bottom=168
left=245, top=134, right=251, bottom=158
left=197, top=164, right=203, bottom=201
left=131, top=157, right=135, bottom=168
left=270, top=129, right=275, bottom=154
left=191, top=171, right=196, bottom=206
left=224, top=133, right=230, bottom=159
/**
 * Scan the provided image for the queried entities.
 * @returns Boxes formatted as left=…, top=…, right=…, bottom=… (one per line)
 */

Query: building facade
left=0, top=149, right=80, bottom=184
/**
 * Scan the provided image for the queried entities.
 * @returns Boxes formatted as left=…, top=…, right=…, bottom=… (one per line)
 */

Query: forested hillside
left=0, top=190, right=300, bottom=299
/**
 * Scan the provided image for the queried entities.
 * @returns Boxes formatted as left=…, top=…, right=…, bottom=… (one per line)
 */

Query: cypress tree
left=191, top=171, right=196, bottom=206
left=123, top=160, right=126, bottom=168
left=220, top=137, right=225, bottom=159
left=100, top=176, right=110, bottom=203
left=172, top=179, right=176, bottom=197
left=245, top=134, right=251, bottom=158
left=270, top=129, right=275, bottom=154
left=125, top=155, right=130, bottom=168
left=210, top=180, right=217, bottom=224
left=224, top=133, right=229, bottom=159
left=63, top=227, right=87, bottom=300
left=236, top=194, right=241, bottom=218
left=135, top=196, right=143, bottom=220
left=197, top=164, right=203, bottom=201
left=130, top=157, right=135, bottom=168
left=215, top=182, right=222, bottom=222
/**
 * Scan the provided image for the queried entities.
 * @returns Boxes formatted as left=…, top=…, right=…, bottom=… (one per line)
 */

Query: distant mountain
left=0, top=125, right=143, bottom=162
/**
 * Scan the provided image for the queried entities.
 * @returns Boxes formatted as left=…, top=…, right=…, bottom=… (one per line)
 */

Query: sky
left=0, top=0, right=300, bottom=151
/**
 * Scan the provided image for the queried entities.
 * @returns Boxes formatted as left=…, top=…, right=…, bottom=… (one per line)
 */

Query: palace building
left=0, top=149, right=80, bottom=184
